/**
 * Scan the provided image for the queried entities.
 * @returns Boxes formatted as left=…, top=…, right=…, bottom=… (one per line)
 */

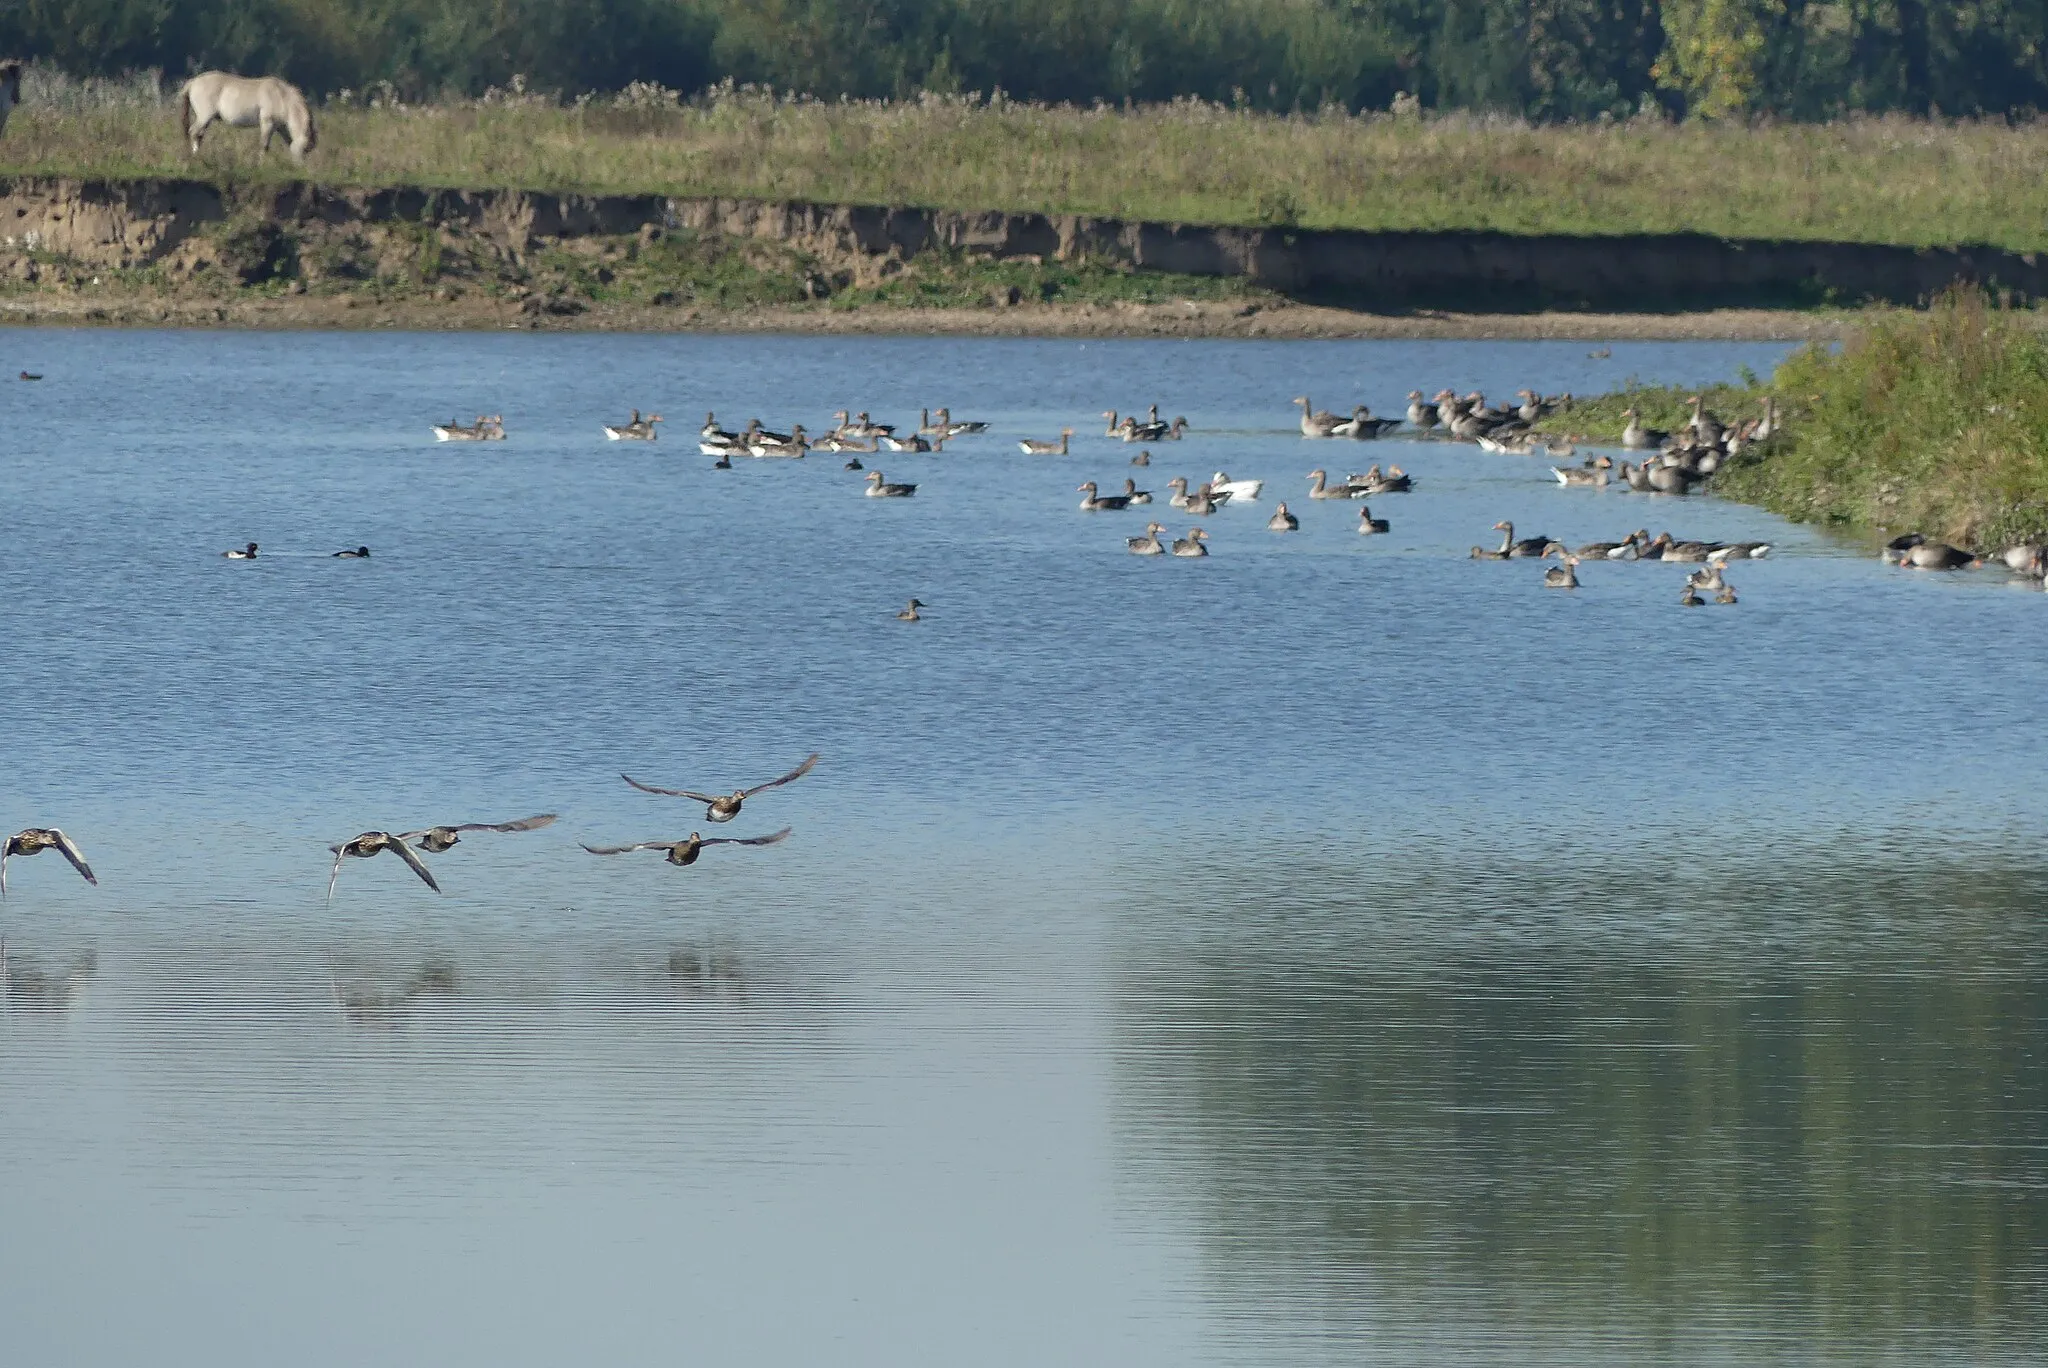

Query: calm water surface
left=1, top=329, right=2043, bottom=1365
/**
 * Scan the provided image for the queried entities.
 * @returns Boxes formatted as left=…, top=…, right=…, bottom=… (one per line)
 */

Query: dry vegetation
left=9, top=75, right=2048, bottom=249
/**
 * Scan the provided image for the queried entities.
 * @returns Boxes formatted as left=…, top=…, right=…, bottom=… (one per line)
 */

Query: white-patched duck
left=2, top=828, right=96, bottom=895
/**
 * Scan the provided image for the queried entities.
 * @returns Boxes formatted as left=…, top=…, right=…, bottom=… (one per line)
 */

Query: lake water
left=1, top=328, right=2043, bottom=1366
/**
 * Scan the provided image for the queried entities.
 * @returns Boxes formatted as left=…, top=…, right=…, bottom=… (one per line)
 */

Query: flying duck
left=403, top=813, right=557, bottom=854
left=621, top=753, right=820, bottom=823
left=581, top=828, right=793, bottom=867
left=326, top=831, right=441, bottom=902
left=2, top=828, right=96, bottom=894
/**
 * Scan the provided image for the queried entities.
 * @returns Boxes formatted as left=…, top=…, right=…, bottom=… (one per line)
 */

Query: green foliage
left=7, top=0, right=2048, bottom=119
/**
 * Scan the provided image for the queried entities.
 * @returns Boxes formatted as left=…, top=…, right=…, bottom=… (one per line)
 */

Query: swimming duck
left=1127, top=522, right=1167, bottom=555
left=326, top=831, right=441, bottom=903
left=1210, top=472, right=1262, bottom=501
left=1306, top=469, right=1365, bottom=500
left=1, top=828, right=96, bottom=895
left=1019, top=428, right=1074, bottom=455
left=896, top=598, right=926, bottom=621
left=881, top=432, right=939, bottom=453
left=1131, top=450, right=1151, bottom=467
left=332, top=546, right=371, bottom=559
left=1332, top=406, right=1401, bottom=439
left=1679, top=585, right=1704, bottom=607
left=933, top=408, right=989, bottom=435
left=713, top=452, right=733, bottom=469
left=1495, top=521, right=1556, bottom=557
left=843, top=457, right=865, bottom=471
left=621, top=753, right=820, bottom=824
left=1543, top=555, right=1580, bottom=588
left=1551, top=456, right=1614, bottom=487
left=1293, top=396, right=1343, bottom=438
left=1621, top=408, right=1668, bottom=450
left=1267, top=503, right=1299, bottom=532
left=1900, top=541, right=1980, bottom=570
left=1121, top=478, right=1152, bottom=505
left=1357, top=505, right=1390, bottom=534
left=19, top=371, right=41, bottom=381
left=1714, top=584, right=1738, bottom=605
left=1171, top=527, right=1210, bottom=557
left=402, top=813, right=558, bottom=854
left=223, top=542, right=258, bottom=559
left=581, top=827, right=793, bottom=867
left=1078, top=482, right=1133, bottom=511
left=864, top=470, right=917, bottom=498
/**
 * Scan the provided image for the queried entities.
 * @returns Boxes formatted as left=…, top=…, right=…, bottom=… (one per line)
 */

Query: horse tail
left=178, top=79, right=194, bottom=139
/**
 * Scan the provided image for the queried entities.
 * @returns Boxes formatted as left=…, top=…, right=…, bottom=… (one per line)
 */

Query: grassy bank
left=1577, top=292, right=2048, bottom=548
left=13, top=82, right=2048, bottom=249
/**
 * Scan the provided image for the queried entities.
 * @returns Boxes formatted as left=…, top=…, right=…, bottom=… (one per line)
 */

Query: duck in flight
left=327, top=831, right=441, bottom=902
left=582, top=827, right=792, bottom=867
left=404, top=813, right=558, bottom=853
left=621, top=753, right=820, bottom=823
left=2, top=829, right=97, bottom=895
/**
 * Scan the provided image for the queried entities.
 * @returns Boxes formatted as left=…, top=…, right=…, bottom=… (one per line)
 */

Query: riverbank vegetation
left=11, top=0, right=2048, bottom=122
left=13, top=75, right=2048, bottom=250
left=1578, top=291, right=2048, bottom=547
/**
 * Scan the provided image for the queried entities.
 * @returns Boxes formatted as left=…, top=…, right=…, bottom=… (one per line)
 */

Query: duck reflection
left=665, top=945, right=749, bottom=1002
left=329, top=956, right=460, bottom=1029
left=1, top=942, right=97, bottom=1012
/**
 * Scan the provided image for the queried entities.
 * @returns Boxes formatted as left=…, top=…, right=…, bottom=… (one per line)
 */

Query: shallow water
left=1, top=329, right=2043, bottom=1365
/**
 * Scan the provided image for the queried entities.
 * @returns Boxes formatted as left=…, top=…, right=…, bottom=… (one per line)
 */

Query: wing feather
left=326, top=845, right=347, bottom=904
left=739, top=754, right=820, bottom=798
left=389, top=839, right=442, bottom=892
left=47, top=829, right=96, bottom=885
left=581, top=841, right=668, bottom=856
left=700, top=827, right=793, bottom=848
left=622, top=775, right=718, bottom=802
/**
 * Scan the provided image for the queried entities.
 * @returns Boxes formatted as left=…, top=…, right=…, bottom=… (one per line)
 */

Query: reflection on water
left=2, top=328, right=2045, bottom=1365
left=1114, top=850, right=2048, bottom=1362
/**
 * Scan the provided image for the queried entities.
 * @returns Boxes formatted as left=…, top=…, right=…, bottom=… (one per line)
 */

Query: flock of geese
left=3, top=755, right=819, bottom=902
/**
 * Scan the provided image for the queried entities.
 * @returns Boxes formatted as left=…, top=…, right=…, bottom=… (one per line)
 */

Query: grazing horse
left=0, top=61, right=22, bottom=137
left=179, top=71, right=316, bottom=162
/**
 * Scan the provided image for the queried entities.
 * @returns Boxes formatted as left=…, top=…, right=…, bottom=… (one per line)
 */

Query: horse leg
left=261, top=115, right=275, bottom=154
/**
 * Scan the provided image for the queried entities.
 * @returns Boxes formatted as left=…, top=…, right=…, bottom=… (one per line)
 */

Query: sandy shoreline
left=0, top=290, right=1855, bottom=341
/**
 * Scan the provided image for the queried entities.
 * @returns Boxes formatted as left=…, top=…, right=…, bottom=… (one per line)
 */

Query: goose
left=749, top=425, right=809, bottom=458
left=1210, top=472, right=1262, bottom=502
left=1900, top=541, right=1980, bottom=570
left=813, top=432, right=878, bottom=454
left=1993, top=543, right=2045, bottom=574
left=1102, top=411, right=1132, bottom=438
left=1121, top=478, right=1153, bottom=505
left=222, top=542, right=259, bottom=559
left=1551, top=455, right=1614, bottom=487
left=401, top=813, right=558, bottom=854
left=1293, top=396, right=1343, bottom=438
left=582, top=827, right=793, bottom=867
left=1688, top=395, right=1726, bottom=445
left=701, top=436, right=740, bottom=457
left=1351, top=465, right=1414, bottom=495
left=1679, top=585, right=1704, bottom=607
left=1166, top=477, right=1228, bottom=512
left=1495, top=521, right=1555, bottom=558
left=1753, top=396, right=1779, bottom=442
left=916, top=408, right=942, bottom=437
left=1406, top=390, right=1440, bottom=434
left=1130, top=450, right=1151, bottom=467
left=1170, top=527, right=1210, bottom=557
left=933, top=408, right=989, bottom=435
left=1, top=829, right=96, bottom=895
left=841, top=413, right=894, bottom=438
left=1078, top=482, right=1133, bottom=511
left=1515, top=389, right=1550, bottom=424
left=701, top=413, right=736, bottom=443
left=1686, top=565, right=1727, bottom=592
left=747, top=419, right=794, bottom=446
left=622, top=753, right=819, bottom=823
left=1267, top=503, right=1299, bottom=532
left=432, top=414, right=495, bottom=442
left=1019, top=428, right=1074, bottom=455
left=863, top=470, right=917, bottom=498
left=881, top=431, right=940, bottom=453
left=604, top=411, right=662, bottom=441
left=1306, top=469, right=1364, bottom=500
left=1128, top=416, right=1179, bottom=441
left=1543, top=555, right=1580, bottom=588
left=1652, top=536, right=1718, bottom=562
left=1331, top=406, right=1401, bottom=439
left=1127, top=522, right=1167, bottom=555
left=1621, top=408, right=1668, bottom=450
left=1574, top=532, right=1640, bottom=560
left=1620, top=460, right=1654, bottom=493
left=1705, top=541, right=1772, bottom=562
left=1646, top=461, right=1698, bottom=495
left=896, top=598, right=925, bottom=621
left=326, top=831, right=441, bottom=903
left=331, top=546, right=371, bottom=559
left=1471, top=523, right=1514, bottom=560
left=1357, top=505, right=1390, bottom=534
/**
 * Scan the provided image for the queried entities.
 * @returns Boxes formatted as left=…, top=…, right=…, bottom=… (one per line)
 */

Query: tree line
left=7, top=0, right=2048, bottom=120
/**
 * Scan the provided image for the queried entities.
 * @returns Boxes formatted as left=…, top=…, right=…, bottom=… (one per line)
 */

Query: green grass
left=1580, top=291, right=2048, bottom=548
left=16, top=88, right=2048, bottom=249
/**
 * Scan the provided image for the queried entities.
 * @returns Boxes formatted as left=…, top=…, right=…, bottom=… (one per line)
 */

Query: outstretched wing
left=701, top=827, right=793, bottom=849
left=621, top=775, right=718, bottom=802
left=46, top=829, right=96, bottom=885
left=581, top=841, right=668, bottom=856
left=388, top=839, right=442, bottom=893
left=326, top=845, right=348, bottom=905
left=418, top=814, right=559, bottom=836
left=739, top=754, right=820, bottom=799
